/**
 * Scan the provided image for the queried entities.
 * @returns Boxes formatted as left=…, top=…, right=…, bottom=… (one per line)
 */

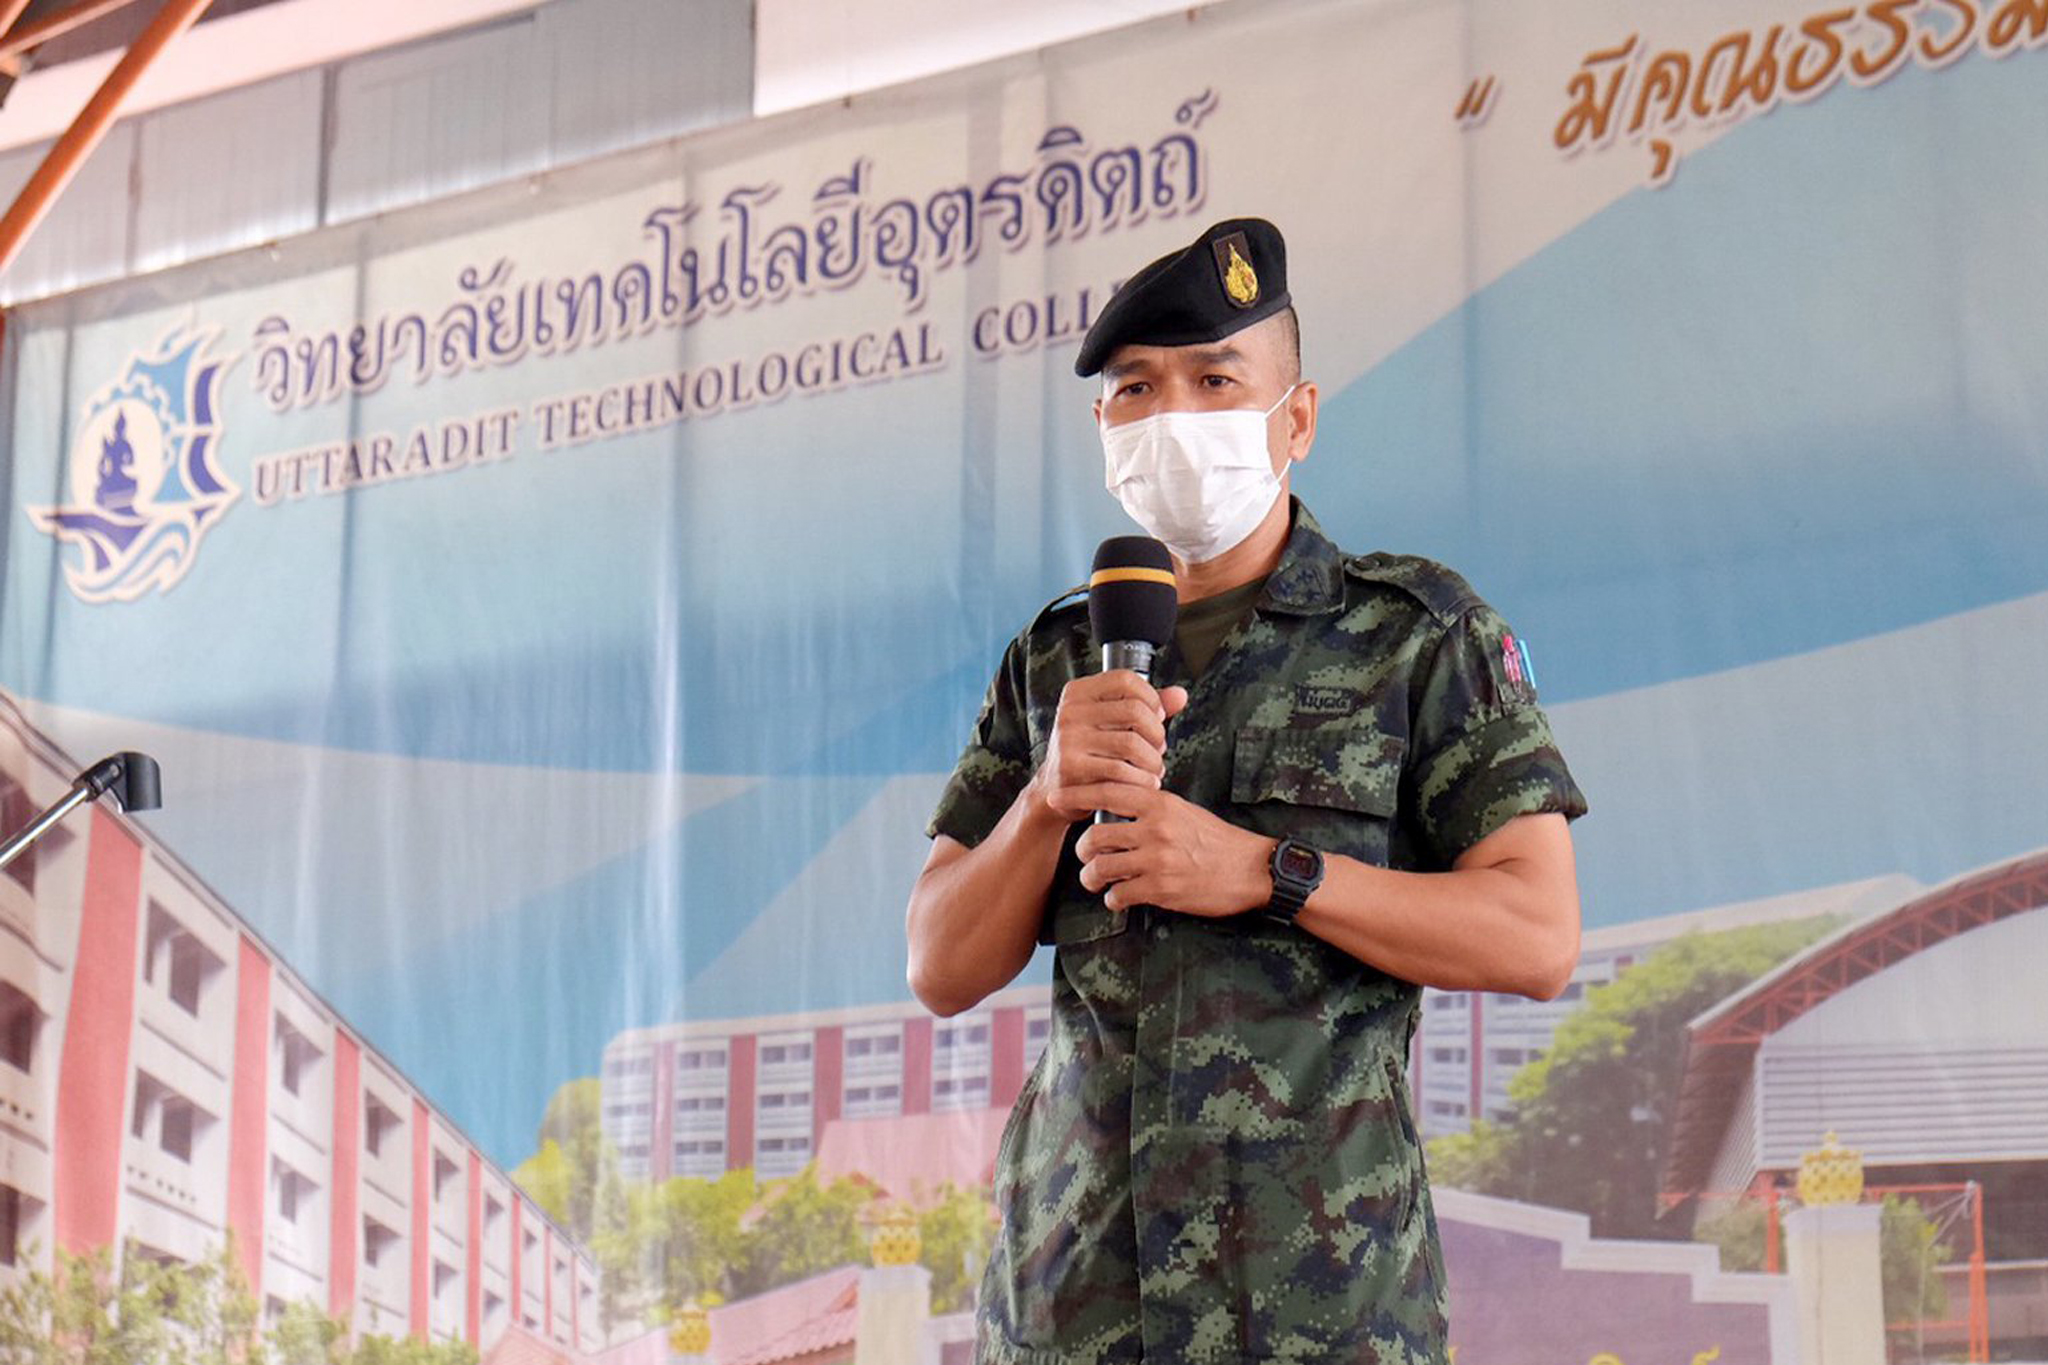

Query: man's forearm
left=1076, top=791, right=1580, bottom=1001
left=909, top=670, right=1185, bottom=1015
left=1291, top=836, right=1581, bottom=1000
left=905, top=790, right=1070, bottom=1016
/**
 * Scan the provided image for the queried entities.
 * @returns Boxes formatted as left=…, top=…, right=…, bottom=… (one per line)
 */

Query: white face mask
left=1100, top=384, right=1296, bottom=564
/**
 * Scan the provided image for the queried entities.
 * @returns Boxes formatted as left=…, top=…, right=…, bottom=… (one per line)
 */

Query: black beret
left=1074, top=217, right=1291, bottom=377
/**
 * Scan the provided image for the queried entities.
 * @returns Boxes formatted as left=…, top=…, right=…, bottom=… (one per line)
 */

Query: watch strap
left=1266, top=837, right=1324, bottom=923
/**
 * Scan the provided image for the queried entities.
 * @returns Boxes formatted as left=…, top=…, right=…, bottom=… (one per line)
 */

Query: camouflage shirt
left=927, top=500, right=1587, bottom=1364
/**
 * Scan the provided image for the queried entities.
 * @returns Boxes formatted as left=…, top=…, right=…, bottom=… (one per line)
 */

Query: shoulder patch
left=1342, top=553, right=1482, bottom=626
left=1026, top=583, right=1089, bottom=636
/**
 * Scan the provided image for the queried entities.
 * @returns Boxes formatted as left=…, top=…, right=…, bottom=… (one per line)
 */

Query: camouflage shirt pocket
left=1044, top=897, right=1137, bottom=946
left=1229, top=721, right=1403, bottom=867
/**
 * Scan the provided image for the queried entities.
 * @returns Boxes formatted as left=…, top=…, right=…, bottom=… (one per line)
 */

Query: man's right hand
left=1028, top=671, right=1191, bottom=823
left=909, top=671, right=1189, bottom=1016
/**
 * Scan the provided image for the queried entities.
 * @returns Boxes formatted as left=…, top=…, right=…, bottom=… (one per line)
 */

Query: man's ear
left=1287, top=382, right=1319, bottom=463
left=1091, top=396, right=1103, bottom=426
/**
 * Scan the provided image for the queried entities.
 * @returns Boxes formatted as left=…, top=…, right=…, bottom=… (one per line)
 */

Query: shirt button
left=1153, top=921, right=1169, bottom=941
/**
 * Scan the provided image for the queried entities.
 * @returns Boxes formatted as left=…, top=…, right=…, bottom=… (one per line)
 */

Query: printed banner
left=2, top=0, right=2044, bottom=1359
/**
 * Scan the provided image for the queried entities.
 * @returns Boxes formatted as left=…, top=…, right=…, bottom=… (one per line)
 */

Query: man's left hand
left=1074, top=787, right=1275, bottom=918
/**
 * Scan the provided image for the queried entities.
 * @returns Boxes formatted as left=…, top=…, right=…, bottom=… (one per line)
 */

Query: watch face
left=1277, top=844, right=1319, bottom=880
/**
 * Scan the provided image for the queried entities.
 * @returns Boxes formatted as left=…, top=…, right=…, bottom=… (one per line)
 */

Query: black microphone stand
left=0, top=751, right=162, bottom=872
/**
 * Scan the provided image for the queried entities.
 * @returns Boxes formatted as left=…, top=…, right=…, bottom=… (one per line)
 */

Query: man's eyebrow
left=1103, top=344, right=1250, bottom=381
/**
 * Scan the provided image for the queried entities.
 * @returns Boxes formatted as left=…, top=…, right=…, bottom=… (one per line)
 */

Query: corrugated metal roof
left=723, top=1302, right=858, bottom=1365
left=483, top=1324, right=576, bottom=1365
left=1665, top=844, right=2048, bottom=1194
left=707, top=1265, right=860, bottom=1365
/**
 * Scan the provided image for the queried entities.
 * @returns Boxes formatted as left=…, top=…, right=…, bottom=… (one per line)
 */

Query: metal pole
left=0, top=779, right=93, bottom=871
left=0, top=0, right=39, bottom=58
left=0, top=0, right=214, bottom=277
left=0, top=0, right=149, bottom=61
left=1763, top=1184, right=1779, bottom=1275
left=1967, top=1181, right=1988, bottom=1364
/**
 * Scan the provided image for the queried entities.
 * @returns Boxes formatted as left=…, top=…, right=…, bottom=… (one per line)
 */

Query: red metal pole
left=0, top=0, right=39, bottom=54
left=0, top=0, right=147, bottom=61
left=0, top=0, right=213, bottom=278
left=1968, top=1181, right=1988, bottom=1363
left=1764, top=1184, right=1780, bottom=1274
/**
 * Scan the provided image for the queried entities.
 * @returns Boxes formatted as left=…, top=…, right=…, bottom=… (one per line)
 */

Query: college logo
left=28, top=326, right=239, bottom=604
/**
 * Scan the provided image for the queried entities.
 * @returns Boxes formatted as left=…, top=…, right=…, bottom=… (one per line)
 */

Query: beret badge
left=1073, top=217, right=1290, bottom=375
left=1216, top=233, right=1260, bottom=308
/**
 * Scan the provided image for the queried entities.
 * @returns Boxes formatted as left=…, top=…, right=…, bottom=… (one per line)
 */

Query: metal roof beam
left=0, top=0, right=148, bottom=62
left=0, top=0, right=211, bottom=277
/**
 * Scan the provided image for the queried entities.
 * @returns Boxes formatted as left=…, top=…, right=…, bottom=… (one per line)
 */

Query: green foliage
left=586, top=1164, right=663, bottom=1333
left=564, top=1159, right=888, bottom=1321
left=733, top=1164, right=871, bottom=1299
left=1691, top=1191, right=1953, bottom=1325
left=509, top=1075, right=995, bottom=1320
left=325, top=1336, right=475, bottom=1365
left=1425, top=915, right=1840, bottom=1238
left=1879, top=1193, right=1952, bottom=1324
left=1421, top=1118, right=1514, bottom=1196
left=511, top=1077, right=665, bottom=1330
left=510, top=1139, right=575, bottom=1234
left=1692, top=1198, right=1774, bottom=1273
left=653, top=1170, right=756, bottom=1309
left=0, top=1240, right=256, bottom=1365
left=254, top=1301, right=346, bottom=1365
left=514, top=1079, right=646, bottom=1332
left=259, top=1304, right=476, bottom=1365
left=536, top=1077, right=602, bottom=1151
left=917, top=1184, right=997, bottom=1313
left=513, top=1078, right=607, bottom=1243
left=0, top=1243, right=473, bottom=1365
left=542, top=1079, right=608, bottom=1241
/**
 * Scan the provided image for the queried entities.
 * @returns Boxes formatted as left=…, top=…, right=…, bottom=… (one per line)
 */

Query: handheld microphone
left=1088, top=536, right=1177, bottom=825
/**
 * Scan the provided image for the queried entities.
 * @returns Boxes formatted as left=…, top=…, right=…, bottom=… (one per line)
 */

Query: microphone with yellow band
left=1087, top=536, right=1177, bottom=825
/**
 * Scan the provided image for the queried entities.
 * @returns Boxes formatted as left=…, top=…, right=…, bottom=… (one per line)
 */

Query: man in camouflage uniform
left=906, top=218, right=1587, bottom=1363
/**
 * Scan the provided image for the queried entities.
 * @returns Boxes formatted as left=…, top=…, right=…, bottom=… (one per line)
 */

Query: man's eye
left=1118, top=382, right=1149, bottom=397
left=1201, top=375, right=1233, bottom=388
